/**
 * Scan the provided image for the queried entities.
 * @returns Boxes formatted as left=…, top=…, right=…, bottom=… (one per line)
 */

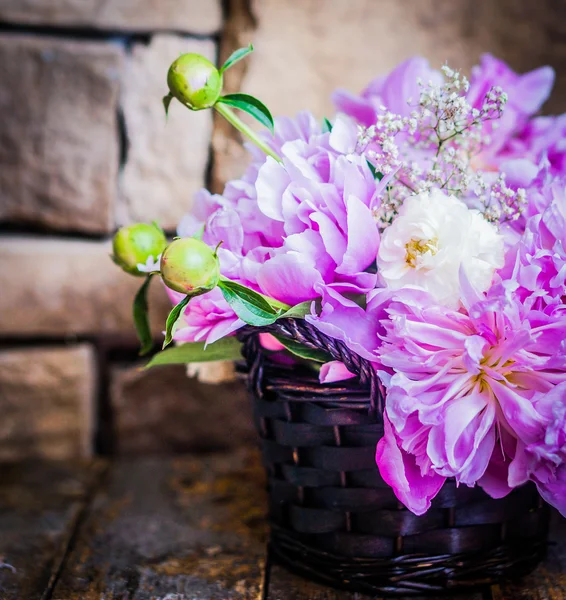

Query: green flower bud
left=112, top=223, right=167, bottom=277
left=167, top=53, right=222, bottom=111
left=160, top=238, right=220, bottom=295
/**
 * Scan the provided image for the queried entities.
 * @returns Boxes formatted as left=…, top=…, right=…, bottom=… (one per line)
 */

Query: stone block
left=110, top=363, right=255, bottom=454
left=118, top=36, right=215, bottom=231
left=0, top=236, right=171, bottom=338
left=0, top=35, right=122, bottom=233
left=0, top=0, right=223, bottom=35
left=0, top=344, right=95, bottom=461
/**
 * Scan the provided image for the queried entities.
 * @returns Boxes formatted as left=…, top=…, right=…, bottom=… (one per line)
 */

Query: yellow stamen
left=405, top=237, right=439, bottom=268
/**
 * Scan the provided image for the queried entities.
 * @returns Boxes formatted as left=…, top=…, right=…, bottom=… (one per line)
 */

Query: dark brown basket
left=237, top=318, right=550, bottom=596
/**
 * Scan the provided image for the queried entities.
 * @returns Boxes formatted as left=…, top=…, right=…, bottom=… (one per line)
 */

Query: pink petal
left=375, top=413, right=445, bottom=516
left=256, top=253, right=324, bottom=305
left=319, top=361, right=356, bottom=383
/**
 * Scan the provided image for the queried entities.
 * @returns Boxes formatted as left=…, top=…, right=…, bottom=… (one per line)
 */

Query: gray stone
left=0, top=35, right=123, bottom=233
left=240, top=0, right=566, bottom=121
left=0, top=344, right=95, bottom=461
left=0, top=236, right=171, bottom=338
left=0, top=0, right=223, bottom=35
left=118, top=36, right=215, bottom=231
left=110, top=363, right=255, bottom=454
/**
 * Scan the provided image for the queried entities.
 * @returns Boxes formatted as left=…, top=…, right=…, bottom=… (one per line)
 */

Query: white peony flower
left=377, top=188, right=504, bottom=307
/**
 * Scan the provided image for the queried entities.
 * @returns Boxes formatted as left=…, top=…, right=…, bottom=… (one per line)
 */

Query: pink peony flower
left=375, top=277, right=566, bottom=515
left=467, top=54, right=554, bottom=158
left=509, top=382, right=566, bottom=516
left=167, top=286, right=244, bottom=345
left=332, top=57, right=442, bottom=126
left=503, top=178, right=566, bottom=309
left=173, top=112, right=387, bottom=341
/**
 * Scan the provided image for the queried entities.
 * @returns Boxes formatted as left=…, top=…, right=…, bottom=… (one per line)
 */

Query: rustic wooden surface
left=0, top=450, right=564, bottom=600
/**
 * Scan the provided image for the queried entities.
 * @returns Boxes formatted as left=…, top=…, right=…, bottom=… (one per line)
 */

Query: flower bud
left=160, top=238, right=220, bottom=295
left=112, top=223, right=167, bottom=276
left=167, top=53, right=222, bottom=111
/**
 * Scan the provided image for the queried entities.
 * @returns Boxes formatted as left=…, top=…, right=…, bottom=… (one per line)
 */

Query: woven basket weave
left=237, top=318, right=550, bottom=596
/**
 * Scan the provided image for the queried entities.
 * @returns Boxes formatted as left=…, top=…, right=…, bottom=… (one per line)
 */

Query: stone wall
left=1, top=0, right=565, bottom=459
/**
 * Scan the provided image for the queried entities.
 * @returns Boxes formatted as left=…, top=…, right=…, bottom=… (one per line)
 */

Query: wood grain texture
left=50, top=450, right=268, bottom=599
left=0, top=461, right=103, bottom=600
left=0, top=455, right=564, bottom=600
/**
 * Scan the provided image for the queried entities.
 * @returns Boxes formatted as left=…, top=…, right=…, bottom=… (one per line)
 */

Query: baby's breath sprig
left=356, top=62, right=528, bottom=229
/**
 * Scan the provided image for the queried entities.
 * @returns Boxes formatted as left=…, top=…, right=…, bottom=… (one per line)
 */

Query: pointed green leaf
left=274, top=335, right=332, bottom=363
left=366, top=158, right=384, bottom=181
left=152, top=221, right=165, bottom=236
left=280, top=300, right=313, bottom=320
left=145, top=336, right=243, bottom=369
left=219, top=43, right=254, bottom=74
left=163, top=93, right=174, bottom=117
left=217, top=93, right=275, bottom=134
left=218, top=279, right=281, bottom=326
left=321, top=117, right=333, bottom=133
left=163, top=295, right=191, bottom=349
left=191, top=224, right=205, bottom=240
left=133, top=276, right=154, bottom=355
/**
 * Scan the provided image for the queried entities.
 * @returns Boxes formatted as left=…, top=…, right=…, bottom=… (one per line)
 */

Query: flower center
left=405, top=237, right=439, bottom=268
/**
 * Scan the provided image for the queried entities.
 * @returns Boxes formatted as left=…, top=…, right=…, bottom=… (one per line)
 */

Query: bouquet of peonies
left=113, top=47, right=566, bottom=521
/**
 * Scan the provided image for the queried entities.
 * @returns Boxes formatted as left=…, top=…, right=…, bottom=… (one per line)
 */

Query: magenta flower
left=376, top=278, right=566, bottom=515
left=332, top=57, right=442, bottom=126
left=172, top=111, right=387, bottom=340
left=468, top=54, right=554, bottom=157
left=509, top=382, right=566, bottom=516
left=167, top=286, right=244, bottom=345
left=504, top=179, right=566, bottom=309
left=499, top=114, right=566, bottom=179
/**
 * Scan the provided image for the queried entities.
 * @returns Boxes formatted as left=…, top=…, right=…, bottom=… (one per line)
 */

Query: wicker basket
left=237, top=318, right=550, bottom=596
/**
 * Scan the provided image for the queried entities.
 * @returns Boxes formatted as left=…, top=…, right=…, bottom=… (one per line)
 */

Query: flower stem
left=215, top=102, right=283, bottom=163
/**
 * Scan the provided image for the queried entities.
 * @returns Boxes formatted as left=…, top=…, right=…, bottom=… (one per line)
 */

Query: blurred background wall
left=0, top=0, right=564, bottom=460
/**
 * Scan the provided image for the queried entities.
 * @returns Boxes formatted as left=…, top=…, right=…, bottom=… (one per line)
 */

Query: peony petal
left=375, top=413, right=445, bottom=516
left=256, top=157, right=290, bottom=221
left=319, top=361, right=356, bottom=383
left=256, top=253, right=324, bottom=305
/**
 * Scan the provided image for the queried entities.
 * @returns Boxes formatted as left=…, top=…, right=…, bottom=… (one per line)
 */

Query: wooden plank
left=51, top=449, right=268, bottom=599
left=0, top=460, right=103, bottom=600
left=492, top=509, right=566, bottom=600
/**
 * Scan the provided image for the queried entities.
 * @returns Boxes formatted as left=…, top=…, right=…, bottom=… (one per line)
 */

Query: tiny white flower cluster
left=477, top=174, right=528, bottom=223
left=137, top=254, right=162, bottom=274
left=358, top=63, right=525, bottom=229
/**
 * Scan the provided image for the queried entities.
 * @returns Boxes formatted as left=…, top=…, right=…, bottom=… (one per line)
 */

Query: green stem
left=215, top=103, right=283, bottom=163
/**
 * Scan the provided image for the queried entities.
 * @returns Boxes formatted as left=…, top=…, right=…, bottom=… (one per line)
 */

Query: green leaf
left=274, top=335, right=332, bottom=363
left=217, top=93, right=275, bottom=134
left=191, top=224, right=205, bottom=240
left=366, top=159, right=384, bottom=181
left=163, top=295, right=192, bottom=349
left=218, top=279, right=281, bottom=326
left=145, top=336, right=243, bottom=369
left=321, top=117, right=333, bottom=133
left=219, top=43, right=254, bottom=74
left=133, top=276, right=154, bottom=356
left=152, top=221, right=165, bottom=236
left=280, top=300, right=313, bottom=319
left=163, top=93, right=174, bottom=117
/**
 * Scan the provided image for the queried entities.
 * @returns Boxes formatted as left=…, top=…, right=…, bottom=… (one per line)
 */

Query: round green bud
left=112, top=223, right=167, bottom=277
left=167, top=53, right=222, bottom=111
left=160, top=238, right=220, bottom=295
